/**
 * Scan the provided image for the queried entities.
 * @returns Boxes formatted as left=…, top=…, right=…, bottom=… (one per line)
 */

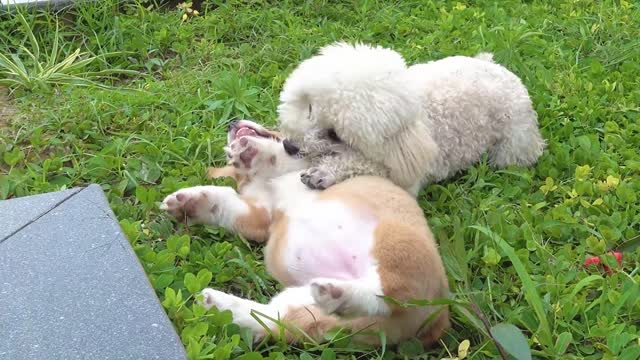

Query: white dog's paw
left=301, top=167, right=336, bottom=190
left=160, top=186, right=222, bottom=225
left=311, top=279, right=350, bottom=316
left=199, top=288, right=236, bottom=311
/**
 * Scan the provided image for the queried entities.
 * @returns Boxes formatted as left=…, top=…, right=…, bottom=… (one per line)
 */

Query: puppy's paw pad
left=301, top=167, right=336, bottom=190
left=311, top=280, right=346, bottom=314
left=160, top=187, right=218, bottom=223
left=229, top=137, right=259, bottom=169
left=199, top=288, right=217, bottom=309
left=199, top=288, right=233, bottom=311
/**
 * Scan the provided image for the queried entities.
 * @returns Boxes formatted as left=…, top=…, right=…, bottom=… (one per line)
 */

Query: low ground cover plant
left=1, top=1, right=638, bottom=359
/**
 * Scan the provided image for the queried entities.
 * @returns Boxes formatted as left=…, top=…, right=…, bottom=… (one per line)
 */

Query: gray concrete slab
left=0, top=187, right=81, bottom=242
left=0, top=184, right=187, bottom=360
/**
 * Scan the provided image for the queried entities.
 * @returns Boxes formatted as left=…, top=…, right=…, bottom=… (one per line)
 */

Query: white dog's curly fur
left=277, top=42, right=545, bottom=194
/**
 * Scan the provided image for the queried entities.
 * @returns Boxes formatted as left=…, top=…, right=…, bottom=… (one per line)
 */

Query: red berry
left=583, top=252, right=623, bottom=275
left=611, top=251, right=623, bottom=265
left=583, top=256, right=601, bottom=267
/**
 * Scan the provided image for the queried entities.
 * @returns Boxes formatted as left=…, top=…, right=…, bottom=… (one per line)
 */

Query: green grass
left=1, top=0, right=639, bottom=359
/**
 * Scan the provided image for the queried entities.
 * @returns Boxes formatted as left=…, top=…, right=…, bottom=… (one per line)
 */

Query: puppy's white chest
left=284, top=200, right=378, bottom=285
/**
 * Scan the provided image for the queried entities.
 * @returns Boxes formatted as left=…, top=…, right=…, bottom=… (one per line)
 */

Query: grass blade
left=0, top=53, right=30, bottom=82
left=47, top=21, right=60, bottom=69
left=16, top=13, right=40, bottom=61
left=471, top=225, right=554, bottom=352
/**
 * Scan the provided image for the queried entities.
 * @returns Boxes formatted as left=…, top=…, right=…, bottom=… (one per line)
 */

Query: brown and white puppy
left=160, top=120, right=449, bottom=346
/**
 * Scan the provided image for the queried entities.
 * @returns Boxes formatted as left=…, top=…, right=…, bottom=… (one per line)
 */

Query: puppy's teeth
left=159, top=203, right=168, bottom=210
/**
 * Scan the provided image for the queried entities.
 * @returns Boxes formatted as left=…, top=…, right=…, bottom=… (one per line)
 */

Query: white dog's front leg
left=160, top=186, right=248, bottom=228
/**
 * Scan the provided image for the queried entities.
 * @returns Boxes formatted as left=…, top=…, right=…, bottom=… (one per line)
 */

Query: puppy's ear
left=381, top=122, right=439, bottom=189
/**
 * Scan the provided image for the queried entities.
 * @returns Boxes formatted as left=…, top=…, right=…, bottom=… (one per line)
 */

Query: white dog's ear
left=381, top=122, right=439, bottom=189
left=319, top=80, right=438, bottom=189
left=278, top=41, right=407, bottom=139
left=327, top=77, right=418, bottom=152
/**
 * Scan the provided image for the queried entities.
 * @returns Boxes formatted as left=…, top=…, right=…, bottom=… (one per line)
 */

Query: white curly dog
left=277, top=42, right=545, bottom=194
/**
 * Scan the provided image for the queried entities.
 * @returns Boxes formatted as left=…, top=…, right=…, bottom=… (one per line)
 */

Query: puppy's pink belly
left=288, top=246, right=368, bottom=284
left=283, top=200, right=378, bottom=285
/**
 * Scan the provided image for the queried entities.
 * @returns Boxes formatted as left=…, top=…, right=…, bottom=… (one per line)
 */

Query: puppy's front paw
left=311, top=279, right=348, bottom=316
left=160, top=186, right=221, bottom=225
left=226, top=136, right=259, bottom=171
left=301, top=167, right=336, bottom=190
left=199, top=288, right=234, bottom=311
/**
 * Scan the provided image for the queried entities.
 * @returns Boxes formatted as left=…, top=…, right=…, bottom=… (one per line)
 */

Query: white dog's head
left=277, top=42, right=437, bottom=188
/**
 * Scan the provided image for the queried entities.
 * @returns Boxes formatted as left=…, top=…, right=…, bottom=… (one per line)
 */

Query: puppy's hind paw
left=160, top=186, right=223, bottom=225
left=301, top=167, right=336, bottom=190
left=311, top=279, right=348, bottom=316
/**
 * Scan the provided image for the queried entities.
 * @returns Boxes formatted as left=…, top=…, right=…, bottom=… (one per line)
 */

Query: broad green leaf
left=620, top=346, right=640, bottom=360
left=575, top=164, right=591, bottom=180
left=554, top=332, right=572, bottom=355
left=3, top=147, right=24, bottom=167
left=154, top=273, right=174, bottom=290
left=197, top=269, right=213, bottom=289
left=184, top=273, right=199, bottom=294
left=186, top=338, right=202, bottom=360
left=482, top=247, right=501, bottom=266
left=616, top=184, right=637, bottom=203
left=398, top=338, right=424, bottom=357
left=607, top=332, right=636, bottom=355
left=320, top=348, right=336, bottom=360
left=162, top=287, right=176, bottom=309
left=299, top=353, right=314, bottom=360
left=238, top=353, right=264, bottom=360
left=489, top=323, right=532, bottom=360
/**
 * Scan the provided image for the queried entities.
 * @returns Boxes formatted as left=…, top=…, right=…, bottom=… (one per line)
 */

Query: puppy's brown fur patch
left=206, top=164, right=449, bottom=346
left=313, top=176, right=449, bottom=344
left=234, top=198, right=271, bottom=242
left=264, top=210, right=296, bottom=285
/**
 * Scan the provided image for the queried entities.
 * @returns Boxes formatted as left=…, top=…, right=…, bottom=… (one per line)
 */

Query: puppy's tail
left=474, top=52, right=495, bottom=63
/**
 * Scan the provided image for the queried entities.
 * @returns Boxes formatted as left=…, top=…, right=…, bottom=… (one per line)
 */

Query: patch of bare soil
left=0, top=87, right=16, bottom=132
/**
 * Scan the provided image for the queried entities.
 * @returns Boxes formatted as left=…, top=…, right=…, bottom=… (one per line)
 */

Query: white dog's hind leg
left=200, top=286, right=315, bottom=338
left=407, top=181, right=423, bottom=197
left=489, top=121, right=545, bottom=168
left=310, top=276, right=391, bottom=317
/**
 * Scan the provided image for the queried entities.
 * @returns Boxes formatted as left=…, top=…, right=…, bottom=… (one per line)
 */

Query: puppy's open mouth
left=228, top=120, right=278, bottom=142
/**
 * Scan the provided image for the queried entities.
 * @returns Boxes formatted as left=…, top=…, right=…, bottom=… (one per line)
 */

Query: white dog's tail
left=474, top=52, right=495, bottom=62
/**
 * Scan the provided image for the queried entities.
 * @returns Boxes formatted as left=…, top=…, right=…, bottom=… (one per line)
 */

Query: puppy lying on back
left=278, top=42, right=545, bottom=194
left=160, top=120, right=449, bottom=346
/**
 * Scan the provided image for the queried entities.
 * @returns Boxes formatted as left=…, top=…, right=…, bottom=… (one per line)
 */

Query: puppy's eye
left=326, top=129, right=341, bottom=143
left=308, top=104, right=312, bottom=119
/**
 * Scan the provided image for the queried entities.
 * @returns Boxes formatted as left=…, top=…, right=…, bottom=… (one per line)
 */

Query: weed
left=0, top=12, right=137, bottom=93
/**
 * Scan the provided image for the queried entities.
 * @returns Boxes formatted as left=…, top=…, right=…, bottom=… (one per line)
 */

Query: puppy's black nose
left=283, top=139, right=300, bottom=156
left=228, top=120, right=238, bottom=130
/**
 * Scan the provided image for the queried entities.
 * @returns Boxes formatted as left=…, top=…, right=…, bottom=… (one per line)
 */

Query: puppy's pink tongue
left=236, top=127, right=257, bottom=138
